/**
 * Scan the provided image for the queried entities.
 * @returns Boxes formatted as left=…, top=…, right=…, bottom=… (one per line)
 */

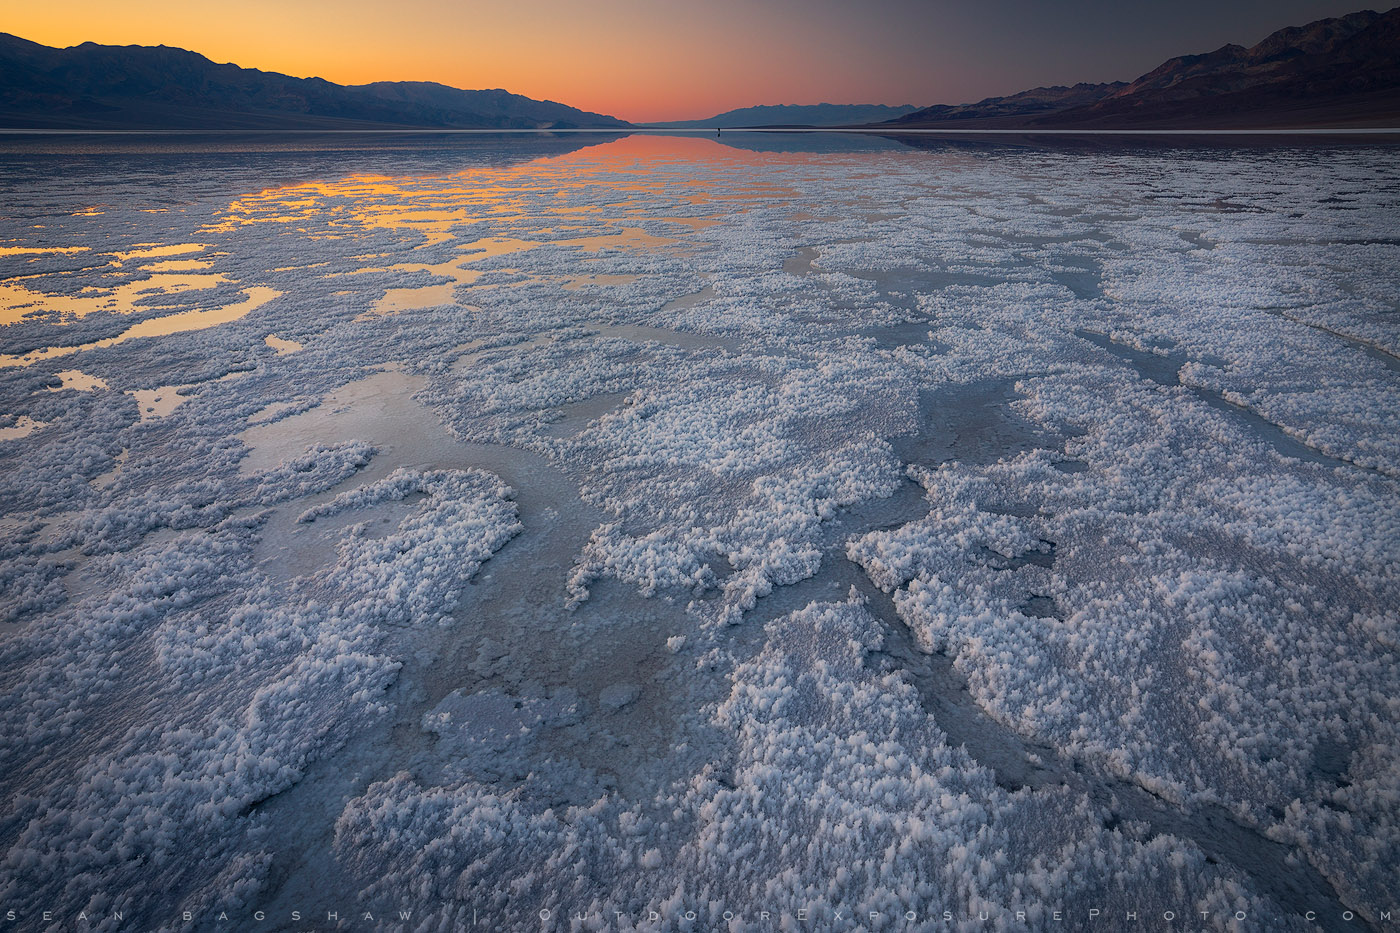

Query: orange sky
left=4, top=0, right=1369, bottom=123
left=6, top=0, right=922, bottom=122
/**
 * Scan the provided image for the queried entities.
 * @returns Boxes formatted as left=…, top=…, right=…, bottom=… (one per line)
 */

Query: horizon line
left=2, top=127, right=1399, bottom=136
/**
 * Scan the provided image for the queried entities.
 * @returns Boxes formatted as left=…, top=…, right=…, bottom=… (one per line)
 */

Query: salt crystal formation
left=0, top=136, right=1395, bottom=930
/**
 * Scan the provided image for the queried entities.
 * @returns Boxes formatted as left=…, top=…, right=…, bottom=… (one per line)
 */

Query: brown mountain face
left=886, top=7, right=1400, bottom=130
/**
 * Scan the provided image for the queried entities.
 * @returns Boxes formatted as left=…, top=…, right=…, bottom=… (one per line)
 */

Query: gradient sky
left=5, top=0, right=1379, bottom=122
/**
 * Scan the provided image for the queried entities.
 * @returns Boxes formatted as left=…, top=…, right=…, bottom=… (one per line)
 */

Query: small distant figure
left=717, top=127, right=721, bottom=136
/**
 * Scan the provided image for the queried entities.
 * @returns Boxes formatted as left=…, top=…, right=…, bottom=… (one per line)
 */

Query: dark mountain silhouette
left=0, top=33, right=630, bottom=130
left=883, top=83, right=1124, bottom=128
left=884, top=7, right=1400, bottom=130
left=651, top=103, right=917, bottom=129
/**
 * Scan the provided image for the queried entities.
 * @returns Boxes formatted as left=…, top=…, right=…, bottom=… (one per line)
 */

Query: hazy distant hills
left=885, top=7, right=1400, bottom=130
left=5, top=6, right=1397, bottom=135
left=652, top=103, right=917, bottom=129
left=0, top=33, right=630, bottom=130
left=883, top=83, right=1125, bottom=129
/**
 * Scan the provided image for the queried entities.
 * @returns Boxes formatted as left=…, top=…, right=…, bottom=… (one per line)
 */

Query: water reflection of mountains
left=0, top=130, right=628, bottom=157
left=0, top=133, right=629, bottom=207
left=710, top=129, right=1400, bottom=156
left=4, top=130, right=1397, bottom=202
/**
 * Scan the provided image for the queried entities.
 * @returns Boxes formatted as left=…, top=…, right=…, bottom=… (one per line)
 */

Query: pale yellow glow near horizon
left=4, top=2, right=1375, bottom=124
left=3, top=0, right=932, bottom=123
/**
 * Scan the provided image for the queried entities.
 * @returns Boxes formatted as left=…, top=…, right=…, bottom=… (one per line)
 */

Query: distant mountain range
left=0, top=33, right=630, bottom=130
left=650, top=103, right=917, bottom=129
left=882, top=7, right=1400, bottom=130
left=3, top=7, right=1397, bottom=133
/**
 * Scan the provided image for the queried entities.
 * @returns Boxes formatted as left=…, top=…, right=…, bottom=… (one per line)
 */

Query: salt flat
left=0, top=131, right=1396, bottom=931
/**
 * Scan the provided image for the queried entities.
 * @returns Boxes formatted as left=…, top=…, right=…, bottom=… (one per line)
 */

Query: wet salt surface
left=1, top=132, right=1398, bottom=931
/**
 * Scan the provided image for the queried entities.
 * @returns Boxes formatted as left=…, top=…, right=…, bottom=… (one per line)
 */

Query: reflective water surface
left=1, top=131, right=1398, bottom=931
